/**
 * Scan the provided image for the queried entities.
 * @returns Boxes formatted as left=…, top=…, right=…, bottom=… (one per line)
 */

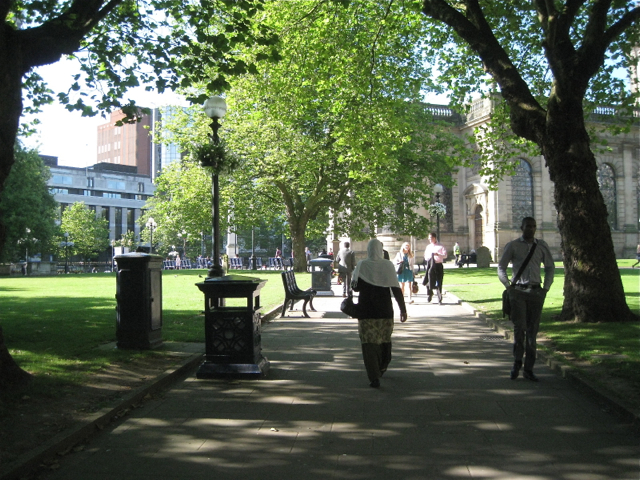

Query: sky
left=21, top=58, right=450, bottom=170
left=21, top=59, right=187, bottom=169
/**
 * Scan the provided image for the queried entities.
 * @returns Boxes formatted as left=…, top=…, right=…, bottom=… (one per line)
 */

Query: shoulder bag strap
left=510, top=242, right=537, bottom=286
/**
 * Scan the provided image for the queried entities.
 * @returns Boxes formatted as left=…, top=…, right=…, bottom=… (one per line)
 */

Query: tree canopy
left=59, top=202, right=110, bottom=262
left=419, top=0, right=639, bottom=322
left=0, top=144, right=57, bottom=263
left=154, top=0, right=469, bottom=270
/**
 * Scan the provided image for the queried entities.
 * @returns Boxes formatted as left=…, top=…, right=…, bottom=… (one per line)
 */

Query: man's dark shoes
left=370, top=379, right=380, bottom=388
left=510, top=362, right=521, bottom=380
left=427, top=293, right=433, bottom=302
left=523, top=370, right=539, bottom=382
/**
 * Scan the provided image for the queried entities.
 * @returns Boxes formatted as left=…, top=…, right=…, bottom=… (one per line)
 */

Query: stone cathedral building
left=344, top=96, right=639, bottom=263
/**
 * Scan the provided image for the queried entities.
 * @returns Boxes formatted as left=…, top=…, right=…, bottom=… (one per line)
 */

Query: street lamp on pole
left=433, top=183, right=444, bottom=241
left=111, top=239, right=116, bottom=272
left=146, top=217, right=157, bottom=254
left=203, top=95, right=227, bottom=278
left=63, top=232, right=72, bottom=274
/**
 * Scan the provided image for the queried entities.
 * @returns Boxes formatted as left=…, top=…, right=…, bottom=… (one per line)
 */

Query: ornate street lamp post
left=146, top=217, right=157, bottom=253
left=433, top=183, right=444, bottom=241
left=203, top=95, right=227, bottom=277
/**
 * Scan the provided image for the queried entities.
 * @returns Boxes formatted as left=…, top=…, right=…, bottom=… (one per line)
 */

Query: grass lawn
left=443, top=261, right=640, bottom=393
left=0, top=269, right=307, bottom=395
left=0, top=264, right=638, bottom=401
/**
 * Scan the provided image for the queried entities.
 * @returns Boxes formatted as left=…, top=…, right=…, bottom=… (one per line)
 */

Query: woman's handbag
left=396, top=262, right=404, bottom=275
left=412, top=281, right=419, bottom=294
left=340, top=294, right=361, bottom=318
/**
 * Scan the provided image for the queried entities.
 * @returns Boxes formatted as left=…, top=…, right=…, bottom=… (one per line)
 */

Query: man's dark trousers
left=509, top=287, right=546, bottom=371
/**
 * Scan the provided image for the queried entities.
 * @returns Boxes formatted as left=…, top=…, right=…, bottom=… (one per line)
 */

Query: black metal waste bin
left=195, top=275, right=269, bottom=379
left=309, top=258, right=334, bottom=296
left=115, top=253, right=163, bottom=349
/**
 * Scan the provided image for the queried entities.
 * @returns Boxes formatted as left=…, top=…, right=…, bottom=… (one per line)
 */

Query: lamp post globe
left=203, top=95, right=228, bottom=278
left=146, top=217, right=157, bottom=254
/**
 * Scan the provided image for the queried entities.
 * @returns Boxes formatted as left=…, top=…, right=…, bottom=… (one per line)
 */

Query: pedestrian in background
left=336, top=241, right=357, bottom=297
left=423, top=232, right=447, bottom=304
left=498, top=217, right=555, bottom=382
left=394, top=242, right=415, bottom=304
left=453, top=241, right=461, bottom=266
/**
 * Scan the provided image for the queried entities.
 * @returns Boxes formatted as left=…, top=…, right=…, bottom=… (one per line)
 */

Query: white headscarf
left=352, top=239, right=400, bottom=288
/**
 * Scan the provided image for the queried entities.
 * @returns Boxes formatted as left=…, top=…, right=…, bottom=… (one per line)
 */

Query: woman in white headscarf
left=351, top=238, right=407, bottom=388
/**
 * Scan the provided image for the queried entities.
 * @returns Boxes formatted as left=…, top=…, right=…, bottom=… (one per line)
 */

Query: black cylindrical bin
left=115, top=253, right=163, bottom=349
left=309, top=258, right=334, bottom=296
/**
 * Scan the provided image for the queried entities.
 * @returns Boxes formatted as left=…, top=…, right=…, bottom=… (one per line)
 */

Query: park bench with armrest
left=280, top=270, right=317, bottom=318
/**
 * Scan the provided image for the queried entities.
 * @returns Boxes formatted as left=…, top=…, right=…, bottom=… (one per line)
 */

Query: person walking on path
left=453, top=241, right=461, bottom=267
left=632, top=244, right=640, bottom=268
left=275, top=247, right=282, bottom=269
left=336, top=241, right=357, bottom=297
left=422, top=232, right=447, bottom=304
left=394, top=242, right=415, bottom=303
left=351, top=239, right=407, bottom=388
left=305, top=246, right=312, bottom=272
left=498, top=217, right=555, bottom=382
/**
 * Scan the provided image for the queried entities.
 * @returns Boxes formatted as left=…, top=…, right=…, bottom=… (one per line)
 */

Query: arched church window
left=511, top=159, right=534, bottom=227
left=597, top=163, right=618, bottom=230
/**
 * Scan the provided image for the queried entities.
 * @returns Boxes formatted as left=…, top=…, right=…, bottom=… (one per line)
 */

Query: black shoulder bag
left=502, top=243, right=537, bottom=318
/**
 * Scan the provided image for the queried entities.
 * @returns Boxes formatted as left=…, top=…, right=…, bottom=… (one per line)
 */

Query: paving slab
left=35, top=285, right=640, bottom=480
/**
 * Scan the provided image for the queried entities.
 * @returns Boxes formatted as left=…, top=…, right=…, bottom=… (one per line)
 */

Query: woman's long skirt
left=358, top=318, right=394, bottom=382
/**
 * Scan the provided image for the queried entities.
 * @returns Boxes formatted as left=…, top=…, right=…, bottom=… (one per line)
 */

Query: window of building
left=138, top=182, right=145, bottom=193
left=83, top=190, right=91, bottom=196
left=103, top=192, right=122, bottom=199
left=107, top=180, right=126, bottom=190
left=127, top=209, right=135, bottom=234
left=49, top=188, right=69, bottom=195
left=597, top=163, right=617, bottom=230
left=52, top=174, right=73, bottom=185
left=511, top=159, right=534, bottom=227
left=87, top=177, right=94, bottom=188
left=135, top=194, right=146, bottom=201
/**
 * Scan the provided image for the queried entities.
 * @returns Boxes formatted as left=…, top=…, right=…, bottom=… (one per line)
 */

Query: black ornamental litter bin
left=195, top=275, right=269, bottom=379
left=114, top=253, right=163, bottom=349
left=309, top=258, right=334, bottom=296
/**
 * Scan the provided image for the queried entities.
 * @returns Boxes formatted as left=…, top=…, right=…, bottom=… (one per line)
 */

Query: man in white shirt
left=422, top=232, right=447, bottom=304
left=498, top=217, right=555, bottom=382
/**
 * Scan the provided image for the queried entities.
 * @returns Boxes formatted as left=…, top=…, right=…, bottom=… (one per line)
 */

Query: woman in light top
left=394, top=242, right=415, bottom=303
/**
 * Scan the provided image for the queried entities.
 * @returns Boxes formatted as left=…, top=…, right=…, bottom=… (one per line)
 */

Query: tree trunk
left=289, top=218, right=308, bottom=273
left=0, top=326, right=32, bottom=389
left=542, top=96, right=637, bottom=322
left=0, top=27, right=31, bottom=389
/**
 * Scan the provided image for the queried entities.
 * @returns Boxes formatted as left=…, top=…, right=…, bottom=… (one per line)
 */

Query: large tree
left=0, top=144, right=57, bottom=263
left=160, top=0, right=469, bottom=272
left=420, top=1, right=639, bottom=322
left=0, top=0, right=277, bottom=256
left=0, top=0, right=277, bottom=387
left=59, top=202, right=110, bottom=262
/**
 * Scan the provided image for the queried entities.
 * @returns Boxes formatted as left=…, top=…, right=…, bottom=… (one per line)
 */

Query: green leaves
left=59, top=203, right=110, bottom=262
left=0, top=145, right=58, bottom=262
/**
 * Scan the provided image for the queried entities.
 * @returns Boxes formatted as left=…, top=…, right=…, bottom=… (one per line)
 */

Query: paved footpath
left=42, top=286, right=639, bottom=480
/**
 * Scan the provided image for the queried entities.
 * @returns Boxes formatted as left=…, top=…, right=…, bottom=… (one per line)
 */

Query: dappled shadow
left=42, top=314, right=639, bottom=480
